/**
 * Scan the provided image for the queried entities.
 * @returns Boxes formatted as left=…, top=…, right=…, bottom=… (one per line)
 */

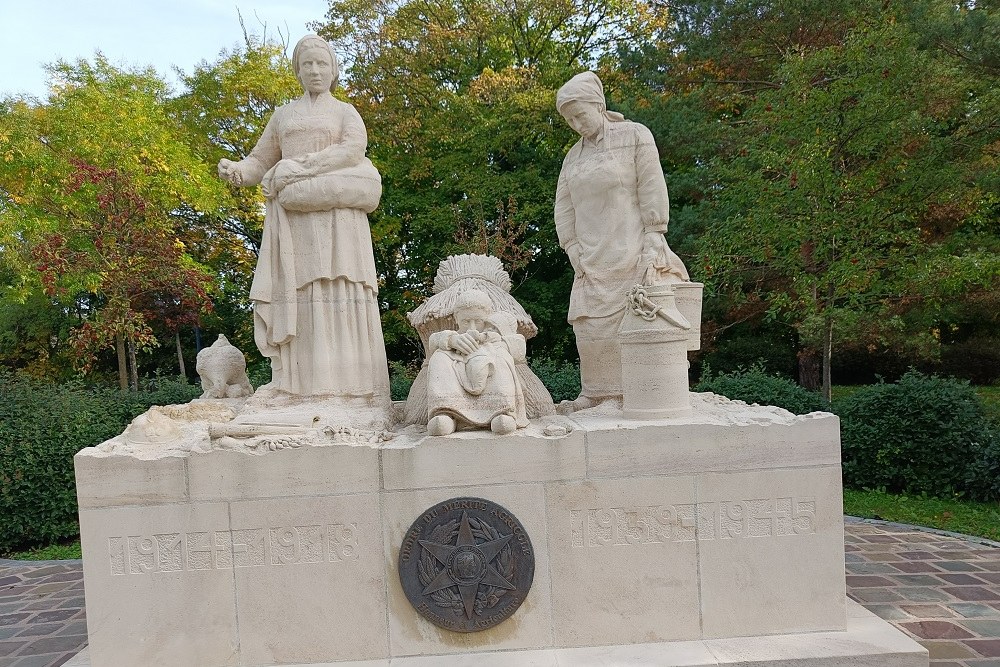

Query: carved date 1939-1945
left=571, top=497, right=816, bottom=548
left=108, top=523, right=359, bottom=575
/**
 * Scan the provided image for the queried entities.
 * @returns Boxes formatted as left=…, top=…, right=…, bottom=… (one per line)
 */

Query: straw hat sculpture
left=403, top=254, right=556, bottom=426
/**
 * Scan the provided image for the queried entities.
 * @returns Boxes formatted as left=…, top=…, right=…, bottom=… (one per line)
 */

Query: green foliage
left=843, top=488, right=1000, bottom=542
left=139, top=375, right=203, bottom=405
left=968, top=430, right=1000, bottom=504
left=6, top=538, right=82, bottom=561
left=315, top=0, right=671, bottom=363
left=695, top=365, right=829, bottom=415
left=529, top=357, right=581, bottom=403
left=840, top=370, right=997, bottom=500
left=979, top=386, right=1000, bottom=424
left=940, top=336, right=1000, bottom=386
left=246, top=358, right=271, bottom=390
left=389, top=360, right=418, bottom=402
left=652, top=0, right=1000, bottom=393
left=698, top=319, right=799, bottom=379
left=0, top=372, right=200, bottom=553
left=0, top=56, right=227, bottom=388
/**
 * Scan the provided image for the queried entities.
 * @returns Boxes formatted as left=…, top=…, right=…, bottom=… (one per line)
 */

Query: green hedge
left=530, top=358, right=581, bottom=403
left=694, top=366, right=829, bottom=415
left=5, top=362, right=997, bottom=554
left=0, top=373, right=200, bottom=554
left=839, top=370, right=999, bottom=501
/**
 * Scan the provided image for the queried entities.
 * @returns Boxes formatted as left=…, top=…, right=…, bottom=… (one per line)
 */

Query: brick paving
left=0, top=518, right=997, bottom=666
left=0, top=560, right=85, bottom=667
left=846, top=517, right=1000, bottom=666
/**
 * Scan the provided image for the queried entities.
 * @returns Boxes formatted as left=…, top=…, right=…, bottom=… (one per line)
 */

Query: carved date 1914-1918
left=571, top=497, right=816, bottom=548
left=108, top=523, right=359, bottom=575
left=398, top=497, right=534, bottom=633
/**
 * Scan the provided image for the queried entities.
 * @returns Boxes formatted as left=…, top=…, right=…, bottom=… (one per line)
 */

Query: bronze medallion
left=398, top=497, right=534, bottom=632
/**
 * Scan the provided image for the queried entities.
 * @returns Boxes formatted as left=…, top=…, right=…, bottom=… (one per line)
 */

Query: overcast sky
left=0, top=0, right=330, bottom=99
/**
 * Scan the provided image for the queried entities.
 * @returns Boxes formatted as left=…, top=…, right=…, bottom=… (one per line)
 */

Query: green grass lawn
left=5, top=539, right=82, bottom=561
left=844, top=488, right=1000, bottom=542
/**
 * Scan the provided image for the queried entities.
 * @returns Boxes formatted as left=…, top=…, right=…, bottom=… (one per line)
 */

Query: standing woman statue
left=218, top=35, right=389, bottom=402
left=554, top=71, right=690, bottom=413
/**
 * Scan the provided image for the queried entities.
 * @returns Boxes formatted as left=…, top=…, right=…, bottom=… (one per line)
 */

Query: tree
left=316, top=0, right=669, bottom=361
left=668, top=0, right=1000, bottom=399
left=171, top=37, right=302, bottom=360
left=0, top=56, right=226, bottom=388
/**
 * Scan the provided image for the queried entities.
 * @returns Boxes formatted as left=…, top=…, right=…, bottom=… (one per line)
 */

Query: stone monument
left=424, top=289, right=529, bottom=436
left=66, top=62, right=927, bottom=666
left=403, top=253, right=555, bottom=426
left=196, top=334, right=253, bottom=399
left=218, top=33, right=391, bottom=432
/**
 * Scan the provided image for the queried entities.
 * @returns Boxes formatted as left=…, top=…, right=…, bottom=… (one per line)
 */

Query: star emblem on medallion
left=418, top=511, right=516, bottom=619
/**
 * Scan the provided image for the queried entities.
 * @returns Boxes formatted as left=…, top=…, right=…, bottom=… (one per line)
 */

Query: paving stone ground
left=0, top=560, right=85, bottom=667
left=1, top=518, right=998, bottom=666
left=845, top=517, right=1000, bottom=666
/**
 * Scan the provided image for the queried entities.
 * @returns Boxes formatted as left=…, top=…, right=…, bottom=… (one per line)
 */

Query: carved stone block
left=229, top=495, right=388, bottom=664
left=546, top=476, right=702, bottom=646
left=74, top=398, right=923, bottom=666
left=79, top=503, right=239, bottom=667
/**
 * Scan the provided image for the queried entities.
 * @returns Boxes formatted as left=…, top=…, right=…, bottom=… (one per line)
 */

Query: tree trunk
left=175, top=331, right=186, bottom=378
left=115, top=334, right=128, bottom=391
left=821, top=315, right=833, bottom=404
left=127, top=338, right=139, bottom=392
left=798, top=348, right=821, bottom=391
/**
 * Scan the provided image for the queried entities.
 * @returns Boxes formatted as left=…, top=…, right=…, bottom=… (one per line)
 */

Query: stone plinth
left=65, top=600, right=928, bottom=666
left=73, top=393, right=928, bottom=666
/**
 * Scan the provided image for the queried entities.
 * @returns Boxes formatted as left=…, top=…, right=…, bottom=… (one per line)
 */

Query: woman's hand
left=566, top=242, right=585, bottom=278
left=218, top=159, right=243, bottom=186
left=449, top=330, right=484, bottom=355
left=640, top=232, right=668, bottom=285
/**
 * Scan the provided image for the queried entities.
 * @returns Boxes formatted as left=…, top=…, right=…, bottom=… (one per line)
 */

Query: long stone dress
left=235, top=91, right=390, bottom=398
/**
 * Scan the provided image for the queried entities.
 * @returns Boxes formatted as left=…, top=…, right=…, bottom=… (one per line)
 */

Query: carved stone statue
left=425, top=290, right=529, bottom=436
left=218, top=34, right=389, bottom=403
left=404, top=254, right=555, bottom=426
left=195, top=334, right=253, bottom=399
left=554, top=71, right=692, bottom=414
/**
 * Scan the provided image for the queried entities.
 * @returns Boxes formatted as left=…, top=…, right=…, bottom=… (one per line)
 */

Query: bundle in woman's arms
left=264, top=155, right=383, bottom=214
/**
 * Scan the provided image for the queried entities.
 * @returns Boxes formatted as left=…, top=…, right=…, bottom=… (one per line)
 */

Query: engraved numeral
left=570, top=498, right=818, bottom=548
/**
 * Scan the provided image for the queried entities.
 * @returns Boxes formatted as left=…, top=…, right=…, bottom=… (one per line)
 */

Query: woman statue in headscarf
left=554, top=71, right=690, bottom=413
left=218, top=35, right=389, bottom=404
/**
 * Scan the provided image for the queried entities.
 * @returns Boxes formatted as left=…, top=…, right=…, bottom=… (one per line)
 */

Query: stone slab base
left=74, top=397, right=862, bottom=665
left=65, top=600, right=927, bottom=667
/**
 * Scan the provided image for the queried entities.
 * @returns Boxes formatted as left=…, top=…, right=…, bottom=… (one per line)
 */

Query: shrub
left=0, top=372, right=199, bottom=554
left=699, top=334, right=798, bottom=380
left=246, top=359, right=272, bottom=389
left=138, top=375, right=203, bottom=405
left=529, top=358, right=581, bottom=403
left=840, top=370, right=996, bottom=500
left=940, top=336, right=1000, bottom=386
left=389, top=360, right=418, bottom=401
left=694, top=365, right=828, bottom=415
left=967, top=426, right=1000, bottom=502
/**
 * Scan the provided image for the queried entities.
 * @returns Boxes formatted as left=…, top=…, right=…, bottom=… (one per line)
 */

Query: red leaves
left=31, top=234, right=71, bottom=297
left=43, top=158, right=214, bottom=367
